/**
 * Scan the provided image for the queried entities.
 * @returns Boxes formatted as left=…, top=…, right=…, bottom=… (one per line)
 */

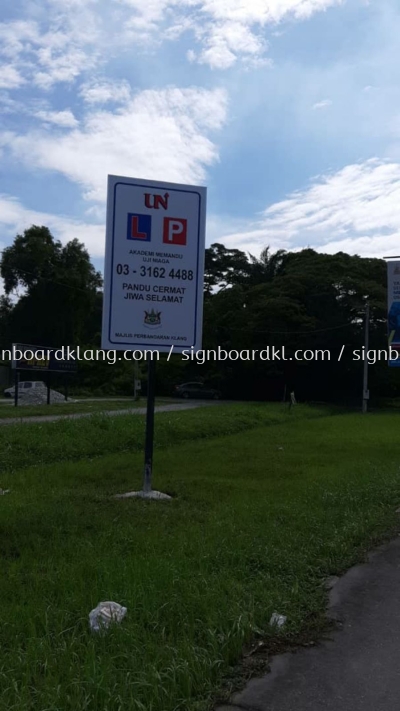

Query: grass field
left=0, top=402, right=321, bottom=472
left=0, top=397, right=172, bottom=419
left=1, top=404, right=400, bottom=711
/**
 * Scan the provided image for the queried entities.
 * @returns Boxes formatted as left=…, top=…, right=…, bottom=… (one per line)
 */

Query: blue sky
left=1, top=0, right=400, bottom=280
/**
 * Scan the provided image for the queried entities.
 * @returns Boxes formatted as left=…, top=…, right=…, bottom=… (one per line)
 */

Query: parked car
left=173, top=382, right=221, bottom=399
left=4, top=381, right=46, bottom=398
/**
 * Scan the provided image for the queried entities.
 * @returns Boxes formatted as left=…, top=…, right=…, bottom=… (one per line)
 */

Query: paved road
left=0, top=401, right=218, bottom=426
left=217, top=536, right=400, bottom=711
left=0, top=397, right=133, bottom=405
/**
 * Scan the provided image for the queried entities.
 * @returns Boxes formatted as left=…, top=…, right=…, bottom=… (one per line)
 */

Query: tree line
left=0, top=225, right=395, bottom=403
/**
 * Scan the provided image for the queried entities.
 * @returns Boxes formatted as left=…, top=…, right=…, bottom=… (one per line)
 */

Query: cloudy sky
left=1, top=0, right=400, bottom=274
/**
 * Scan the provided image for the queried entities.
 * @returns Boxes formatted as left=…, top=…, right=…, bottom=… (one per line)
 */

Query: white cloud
left=35, top=109, right=79, bottom=128
left=199, top=0, right=343, bottom=24
left=120, top=0, right=343, bottom=29
left=120, top=0, right=344, bottom=68
left=0, top=4, right=101, bottom=90
left=0, top=194, right=105, bottom=258
left=0, top=0, right=345, bottom=91
left=0, top=20, right=39, bottom=61
left=0, top=65, right=25, bottom=89
left=79, top=79, right=131, bottom=105
left=195, top=20, right=268, bottom=69
left=315, top=233, right=400, bottom=259
left=312, top=99, right=332, bottom=110
left=120, top=0, right=173, bottom=33
left=219, top=159, right=400, bottom=258
left=2, top=86, right=228, bottom=202
left=205, top=213, right=250, bottom=247
left=34, top=48, right=98, bottom=89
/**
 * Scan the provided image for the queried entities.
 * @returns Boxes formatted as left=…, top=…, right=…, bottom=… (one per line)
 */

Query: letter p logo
left=163, top=218, right=187, bottom=246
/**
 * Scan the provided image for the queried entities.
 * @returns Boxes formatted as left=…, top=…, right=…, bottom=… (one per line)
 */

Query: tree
left=0, top=230, right=394, bottom=402
left=247, top=246, right=287, bottom=284
left=204, top=243, right=251, bottom=295
left=0, top=225, right=102, bottom=346
left=201, top=246, right=392, bottom=402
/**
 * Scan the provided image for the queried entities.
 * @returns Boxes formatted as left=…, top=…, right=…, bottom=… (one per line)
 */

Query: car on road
left=173, top=382, right=221, bottom=399
left=4, top=381, right=46, bottom=398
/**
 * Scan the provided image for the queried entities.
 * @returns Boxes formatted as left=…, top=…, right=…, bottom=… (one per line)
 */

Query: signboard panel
left=11, top=344, right=77, bottom=373
left=101, top=175, right=206, bottom=352
left=387, top=261, right=400, bottom=367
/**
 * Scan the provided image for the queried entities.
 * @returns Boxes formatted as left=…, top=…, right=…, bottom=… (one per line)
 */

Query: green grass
left=0, top=397, right=172, bottom=419
left=0, top=402, right=324, bottom=472
left=1, top=407, right=400, bottom=711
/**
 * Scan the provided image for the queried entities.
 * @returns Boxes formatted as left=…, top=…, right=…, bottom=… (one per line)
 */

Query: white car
left=4, top=381, right=46, bottom=398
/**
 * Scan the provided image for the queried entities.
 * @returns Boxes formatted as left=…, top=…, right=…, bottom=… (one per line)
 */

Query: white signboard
left=102, top=175, right=206, bottom=352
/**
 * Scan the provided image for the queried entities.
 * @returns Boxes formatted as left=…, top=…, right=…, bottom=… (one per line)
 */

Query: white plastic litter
left=89, top=601, right=127, bottom=632
left=269, top=612, right=287, bottom=628
left=0, top=489, right=10, bottom=495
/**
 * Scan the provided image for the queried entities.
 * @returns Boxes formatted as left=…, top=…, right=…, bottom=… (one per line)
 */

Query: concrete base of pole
left=114, top=490, right=172, bottom=500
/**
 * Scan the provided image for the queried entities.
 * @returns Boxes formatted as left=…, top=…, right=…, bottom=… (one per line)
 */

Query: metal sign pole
left=143, top=355, right=156, bottom=493
left=115, top=352, right=171, bottom=501
left=362, top=302, right=370, bottom=413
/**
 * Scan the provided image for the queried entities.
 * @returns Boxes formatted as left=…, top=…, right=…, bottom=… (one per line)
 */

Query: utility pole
left=362, top=302, right=370, bottom=413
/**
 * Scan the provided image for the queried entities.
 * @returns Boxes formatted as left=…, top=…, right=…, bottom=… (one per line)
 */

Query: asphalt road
left=0, top=397, right=133, bottom=405
left=0, top=400, right=219, bottom=426
left=217, top=536, right=400, bottom=711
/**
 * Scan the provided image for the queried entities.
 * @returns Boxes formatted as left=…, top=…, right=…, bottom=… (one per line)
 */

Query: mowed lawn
left=1, top=405, right=400, bottom=711
left=0, top=397, right=172, bottom=419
